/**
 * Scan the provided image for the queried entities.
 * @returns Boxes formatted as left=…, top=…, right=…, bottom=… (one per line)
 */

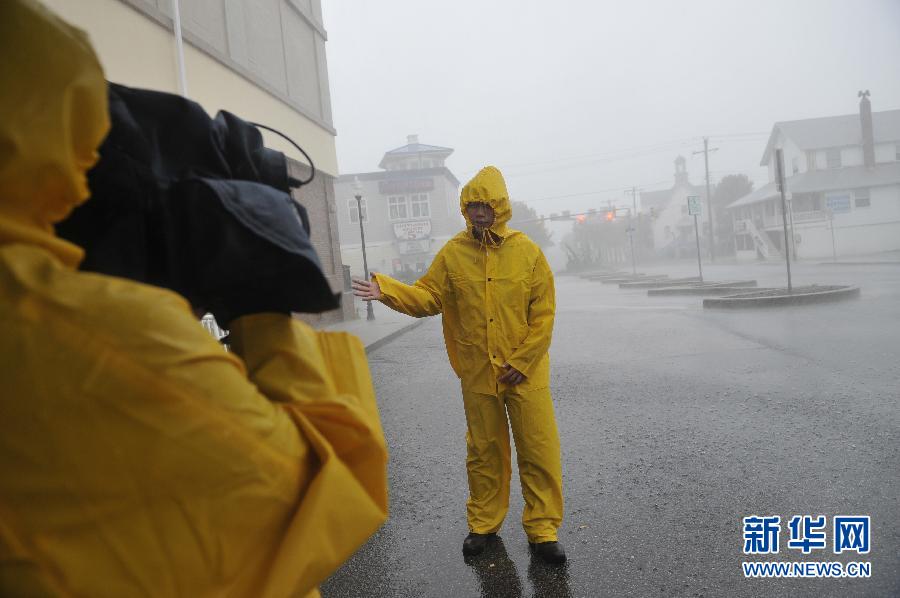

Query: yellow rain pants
left=0, top=2, right=387, bottom=596
left=463, top=386, right=563, bottom=543
left=374, top=165, right=564, bottom=542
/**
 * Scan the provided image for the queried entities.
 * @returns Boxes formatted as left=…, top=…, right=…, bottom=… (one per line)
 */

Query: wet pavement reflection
left=464, top=536, right=572, bottom=598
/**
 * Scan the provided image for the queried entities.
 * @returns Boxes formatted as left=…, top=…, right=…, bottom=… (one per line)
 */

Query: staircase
left=742, top=218, right=781, bottom=260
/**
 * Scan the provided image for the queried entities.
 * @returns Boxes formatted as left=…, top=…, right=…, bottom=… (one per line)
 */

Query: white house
left=728, top=93, right=900, bottom=260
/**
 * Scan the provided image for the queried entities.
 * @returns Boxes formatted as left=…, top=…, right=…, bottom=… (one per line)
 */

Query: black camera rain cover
left=57, top=82, right=338, bottom=319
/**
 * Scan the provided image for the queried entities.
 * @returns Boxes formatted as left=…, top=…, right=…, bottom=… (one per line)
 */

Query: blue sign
left=826, top=193, right=851, bottom=213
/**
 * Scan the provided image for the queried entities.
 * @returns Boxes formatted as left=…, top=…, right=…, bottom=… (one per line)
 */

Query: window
left=806, top=150, right=818, bottom=171
left=388, top=196, right=408, bottom=220
left=826, top=148, right=842, bottom=169
left=348, top=198, right=367, bottom=223
left=791, top=157, right=799, bottom=174
left=409, top=193, right=430, bottom=218
left=854, top=188, right=871, bottom=208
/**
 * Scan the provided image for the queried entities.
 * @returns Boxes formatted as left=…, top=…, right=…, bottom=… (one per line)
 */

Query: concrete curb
left=583, top=272, right=648, bottom=281
left=703, top=285, right=861, bottom=309
left=364, top=318, right=426, bottom=354
left=601, top=275, right=669, bottom=285
left=619, top=277, right=702, bottom=289
left=578, top=270, right=627, bottom=279
left=648, top=281, right=760, bottom=296
left=817, top=261, right=900, bottom=266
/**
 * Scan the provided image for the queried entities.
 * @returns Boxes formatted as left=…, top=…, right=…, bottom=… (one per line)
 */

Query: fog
left=323, top=0, right=900, bottom=216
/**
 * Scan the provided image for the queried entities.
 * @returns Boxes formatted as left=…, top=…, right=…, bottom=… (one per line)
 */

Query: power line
left=707, top=131, right=769, bottom=139
left=454, top=131, right=770, bottom=179
left=456, top=137, right=698, bottom=178
left=514, top=178, right=673, bottom=206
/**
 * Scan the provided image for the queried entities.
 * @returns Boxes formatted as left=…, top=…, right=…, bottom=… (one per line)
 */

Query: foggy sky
left=323, top=0, right=900, bottom=216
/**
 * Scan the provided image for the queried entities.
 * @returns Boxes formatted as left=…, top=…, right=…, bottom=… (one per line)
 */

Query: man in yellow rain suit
left=353, top=166, right=565, bottom=564
left=0, top=2, right=387, bottom=596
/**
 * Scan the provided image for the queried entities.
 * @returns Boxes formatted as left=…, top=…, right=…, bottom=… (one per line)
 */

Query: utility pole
left=693, top=137, right=718, bottom=262
left=775, top=149, right=793, bottom=293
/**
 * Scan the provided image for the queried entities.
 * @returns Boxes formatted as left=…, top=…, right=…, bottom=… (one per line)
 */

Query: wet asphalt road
left=322, top=261, right=900, bottom=598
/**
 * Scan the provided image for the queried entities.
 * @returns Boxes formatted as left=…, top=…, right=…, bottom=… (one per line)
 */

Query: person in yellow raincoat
left=0, top=2, right=387, bottom=596
left=353, top=165, right=566, bottom=564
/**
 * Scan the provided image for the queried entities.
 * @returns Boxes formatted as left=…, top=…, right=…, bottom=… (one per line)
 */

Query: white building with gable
left=728, top=93, right=900, bottom=260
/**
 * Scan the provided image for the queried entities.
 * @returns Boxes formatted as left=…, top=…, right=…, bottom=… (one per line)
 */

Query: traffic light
left=576, top=214, right=586, bottom=223
left=605, top=210, right=615, bottom=221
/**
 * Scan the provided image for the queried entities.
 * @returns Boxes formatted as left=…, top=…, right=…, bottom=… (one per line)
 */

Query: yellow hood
left=0, top=0, right=110, bottom=267
left=460, top=165, right=512, bottom=241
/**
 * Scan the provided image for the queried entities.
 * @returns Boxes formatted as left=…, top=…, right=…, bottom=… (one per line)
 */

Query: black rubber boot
left=529, top=540, right=567, bottom=565
left=462, top=532, right=496, bottom=556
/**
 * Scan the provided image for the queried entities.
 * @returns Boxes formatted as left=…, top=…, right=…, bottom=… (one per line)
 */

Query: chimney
left=859, top=90, right=875, bottom=168
left=407, top=134, right=419, bottom=145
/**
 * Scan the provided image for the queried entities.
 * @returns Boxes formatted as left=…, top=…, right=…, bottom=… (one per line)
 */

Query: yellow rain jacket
left=0, top=2, right=387, bottom=596
left=374, top=166, right=555, bottom=394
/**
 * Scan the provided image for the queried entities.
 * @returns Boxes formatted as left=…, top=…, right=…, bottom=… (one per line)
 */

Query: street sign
left=826, top=193, right=851, bottom=214
left=392, top=220, right=432, bottom=240
left=687, top=195, right=702, bottom=216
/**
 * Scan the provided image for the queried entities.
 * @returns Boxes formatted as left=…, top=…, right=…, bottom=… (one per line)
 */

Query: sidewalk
left=324, top=299, right=424, bottom=353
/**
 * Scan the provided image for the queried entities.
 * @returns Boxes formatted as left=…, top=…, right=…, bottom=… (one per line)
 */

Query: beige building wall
left=42, top=0, right=338, bottom=176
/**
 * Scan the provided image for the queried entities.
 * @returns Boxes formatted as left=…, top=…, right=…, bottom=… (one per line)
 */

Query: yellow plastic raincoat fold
left=0, top=2, right=387, bottom=596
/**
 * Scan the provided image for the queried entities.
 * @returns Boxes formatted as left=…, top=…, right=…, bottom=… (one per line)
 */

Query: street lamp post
left=354, top=180, right=375, bottom=321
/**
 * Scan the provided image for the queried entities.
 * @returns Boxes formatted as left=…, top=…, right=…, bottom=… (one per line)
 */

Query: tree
left=562, top=213, right=630, bottom=271
left=509, top=200, right=553, bottom=247
left=711, top=174, right=753, bottom=256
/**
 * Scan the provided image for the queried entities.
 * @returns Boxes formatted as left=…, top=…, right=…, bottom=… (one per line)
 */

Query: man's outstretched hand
left=352, top=277, right=382, bottom=302
left=498, top=363, right=526, bottom=385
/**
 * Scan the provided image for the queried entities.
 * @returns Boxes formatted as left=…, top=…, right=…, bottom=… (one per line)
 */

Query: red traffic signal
left=605, top=210, right=615, bottom=221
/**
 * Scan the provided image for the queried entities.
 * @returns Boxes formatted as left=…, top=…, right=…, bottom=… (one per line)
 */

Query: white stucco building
left=335, top=136, right=463, bottom=281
